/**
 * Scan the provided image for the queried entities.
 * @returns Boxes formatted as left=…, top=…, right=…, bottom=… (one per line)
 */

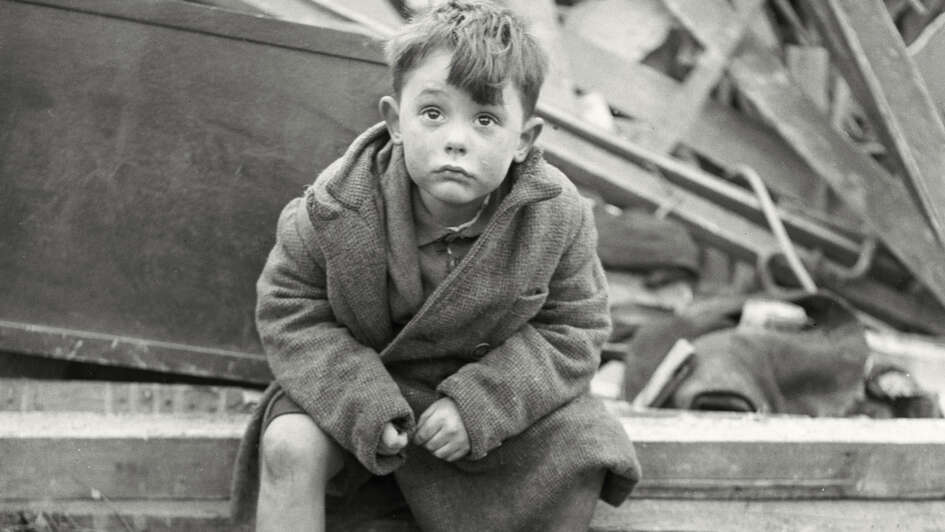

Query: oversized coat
left=231, top=123, right=641, bottom=530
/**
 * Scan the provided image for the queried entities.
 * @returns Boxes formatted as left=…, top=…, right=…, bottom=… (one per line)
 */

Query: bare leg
left=546, top=469, right=606, bottom=532
left=256, top=413, right=345, bottom=532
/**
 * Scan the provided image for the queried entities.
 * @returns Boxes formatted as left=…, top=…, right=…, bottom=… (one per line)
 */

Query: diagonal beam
left=806, top=0, right=945, bottom=248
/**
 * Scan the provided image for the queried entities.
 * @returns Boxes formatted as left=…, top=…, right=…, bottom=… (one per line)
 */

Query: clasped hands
left=377, top=397, right=470, bottom=462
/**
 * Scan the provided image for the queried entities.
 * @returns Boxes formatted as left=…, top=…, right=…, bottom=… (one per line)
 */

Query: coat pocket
left=509, top=290, right=548, bottom=321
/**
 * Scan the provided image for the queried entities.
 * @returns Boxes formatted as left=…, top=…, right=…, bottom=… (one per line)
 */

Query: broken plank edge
left=0, top=320, right=271, bottom=385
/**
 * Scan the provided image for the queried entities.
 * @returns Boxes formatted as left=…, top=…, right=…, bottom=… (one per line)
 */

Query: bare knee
left=260, top=414, right=344, bottom=488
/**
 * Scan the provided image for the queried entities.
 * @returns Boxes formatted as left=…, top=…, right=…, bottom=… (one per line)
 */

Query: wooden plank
left=0, top=0, right=388, bottom=377
left=4, top=411, right=945, bottom=501
left=0, top=378, right=262, bottom=414
left=909, top=12, right=945, bottom=113
left=807, top=0, right=945, bottom=248
left=626, top=414, right=945, bottom=499
left=728, top=43, right=945, bottom=308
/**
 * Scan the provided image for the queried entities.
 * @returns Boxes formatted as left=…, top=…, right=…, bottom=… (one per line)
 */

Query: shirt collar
left=411, top=181, right=506, bottom=246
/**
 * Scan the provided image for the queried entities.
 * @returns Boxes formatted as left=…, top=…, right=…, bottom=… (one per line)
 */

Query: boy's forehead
left=403, top=51, right=524, bottom=113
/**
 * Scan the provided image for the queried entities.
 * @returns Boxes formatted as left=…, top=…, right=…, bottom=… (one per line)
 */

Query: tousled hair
left=385, top=1, right=548, bottom=117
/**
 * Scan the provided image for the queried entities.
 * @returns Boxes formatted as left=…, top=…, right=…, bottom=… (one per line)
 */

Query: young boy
left=231, top=2, right=640, bottom=530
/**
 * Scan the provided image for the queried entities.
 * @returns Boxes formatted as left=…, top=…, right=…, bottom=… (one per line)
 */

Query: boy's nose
left=443, top=125, right=468, bottom=155
left=444, top=141, right=466, bottom=155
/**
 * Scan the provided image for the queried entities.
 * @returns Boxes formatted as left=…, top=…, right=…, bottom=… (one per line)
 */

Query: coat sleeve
left=436, top=198, right=611, bottom=460
left=256, top=197, right=414, bottom=474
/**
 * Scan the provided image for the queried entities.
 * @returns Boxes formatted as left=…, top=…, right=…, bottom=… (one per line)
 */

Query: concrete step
left=3, top=498, right=944, bottom=532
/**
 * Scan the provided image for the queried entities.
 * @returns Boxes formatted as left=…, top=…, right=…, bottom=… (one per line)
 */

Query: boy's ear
left=379, top=96, right=403, bottom=145
left=514, top=116, right=544, bottom=163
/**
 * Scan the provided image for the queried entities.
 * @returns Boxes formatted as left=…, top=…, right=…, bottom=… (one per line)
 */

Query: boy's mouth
left=434, top=165, right=473, bottom=178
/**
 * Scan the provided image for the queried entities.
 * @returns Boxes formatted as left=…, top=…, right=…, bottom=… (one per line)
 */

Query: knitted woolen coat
left=230, top=123, right=641, bottom=530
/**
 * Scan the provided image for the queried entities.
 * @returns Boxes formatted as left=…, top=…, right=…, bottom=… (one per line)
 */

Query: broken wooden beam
left=646, top=0, right=764, bottom=152
left=539, top=104, right=908, bottom=285
left=0, top=320, right=271, bottom=384
left=561, top=8, right=863, bottom=231
left=727, top=42, right=945, bottom=309
left=806, top=0, right=945, bottom=248
left=564, top=0, right=762, bottom=152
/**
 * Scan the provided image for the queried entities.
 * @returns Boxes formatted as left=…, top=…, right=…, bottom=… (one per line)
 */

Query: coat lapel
left=312, top=208, right=393, bottom=351
left=305, top=124, right=395, bottom=351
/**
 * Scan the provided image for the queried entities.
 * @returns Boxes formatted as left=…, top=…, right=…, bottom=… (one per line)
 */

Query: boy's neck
left=414, top=188, right=489, bottom=229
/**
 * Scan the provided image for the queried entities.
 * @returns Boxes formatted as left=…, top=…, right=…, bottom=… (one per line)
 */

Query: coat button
left=472, top=342, right=491, bottom=357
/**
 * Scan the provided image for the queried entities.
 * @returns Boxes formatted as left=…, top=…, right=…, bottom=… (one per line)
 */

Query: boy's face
left=380, top=50, right=543, bottom=215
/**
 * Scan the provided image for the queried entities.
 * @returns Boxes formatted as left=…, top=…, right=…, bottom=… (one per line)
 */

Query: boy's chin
left=426, top=185, right=490, bottom=207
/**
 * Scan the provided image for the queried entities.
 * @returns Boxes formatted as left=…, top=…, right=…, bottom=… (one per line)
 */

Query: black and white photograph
left=2, top=0, right=944, bottom=530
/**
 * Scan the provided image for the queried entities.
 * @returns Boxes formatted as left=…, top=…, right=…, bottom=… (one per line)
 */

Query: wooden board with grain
left=3, top=410, right=945, bottom=501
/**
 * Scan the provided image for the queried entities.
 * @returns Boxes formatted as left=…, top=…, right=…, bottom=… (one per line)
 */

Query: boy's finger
left=416, top=402, right=439, bottom=428
left=424, top=430, right=453, bottom=453
left=413, top=420, right=443, bottom=445
left=381, top=423, right=399, bottom=441
left=391, top=431, right=408, bottom=450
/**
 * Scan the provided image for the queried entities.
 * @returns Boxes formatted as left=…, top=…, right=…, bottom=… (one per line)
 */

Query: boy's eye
left=476, top=115, right=497, bottom=126
left=421, top=108, right=443, bottom=121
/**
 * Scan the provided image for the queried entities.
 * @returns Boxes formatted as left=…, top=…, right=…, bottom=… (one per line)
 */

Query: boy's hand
left=378, top=422, right=408, bottom=456
left=413, top=397, right=470, bottom=462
